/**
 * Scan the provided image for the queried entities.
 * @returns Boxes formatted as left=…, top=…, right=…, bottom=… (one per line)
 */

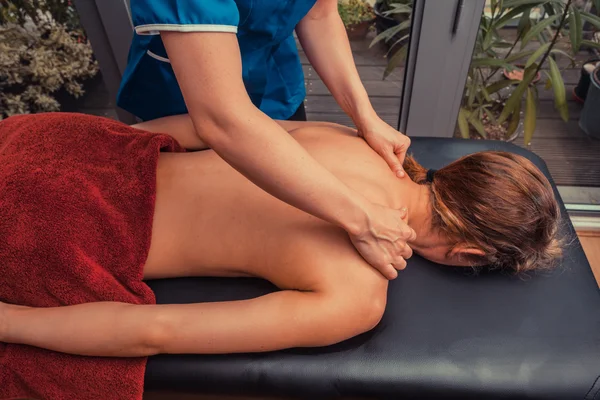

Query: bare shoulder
left=274, top=120, right=358, bottom=137
left=267, top=221, right=387, bottom=293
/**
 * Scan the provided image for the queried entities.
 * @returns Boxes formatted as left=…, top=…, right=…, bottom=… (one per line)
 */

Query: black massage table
left=145, top=138, right=600, bottom=400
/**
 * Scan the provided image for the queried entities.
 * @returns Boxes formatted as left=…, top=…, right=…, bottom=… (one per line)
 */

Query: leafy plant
left=0, top=2, right=98, bottom=119
left=338, top=0, right=375, bottom=27
left=370, top=1, right=412, bottom=78
left=377, top=0, right=600, bottom=143
left=0, top=0, right=82, bottom=32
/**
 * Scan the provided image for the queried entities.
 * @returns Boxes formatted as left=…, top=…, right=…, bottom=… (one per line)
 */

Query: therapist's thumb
left=382, top=150, right=405, bottom=178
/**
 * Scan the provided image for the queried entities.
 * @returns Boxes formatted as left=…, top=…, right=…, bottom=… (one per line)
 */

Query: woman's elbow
left=310, top=282, right=388, bottom=347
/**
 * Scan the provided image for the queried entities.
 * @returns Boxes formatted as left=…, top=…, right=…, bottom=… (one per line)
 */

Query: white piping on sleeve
left=146, top=50, right=171, bottom=63
left=135, top=24, right=238, bottom=35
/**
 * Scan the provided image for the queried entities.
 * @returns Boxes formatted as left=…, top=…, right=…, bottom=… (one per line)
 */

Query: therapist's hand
left=358, top=117, right=411, bottom=178
left=348, top=202, right=416, bottom=280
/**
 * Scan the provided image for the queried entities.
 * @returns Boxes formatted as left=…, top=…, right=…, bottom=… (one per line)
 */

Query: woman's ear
left=449, top=244, right=486, bottom=258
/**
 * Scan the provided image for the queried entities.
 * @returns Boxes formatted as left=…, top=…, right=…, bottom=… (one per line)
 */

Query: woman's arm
left=133, top=114, right=209, bottom=150
left=0, top=227, right=388, bottom=355
left=133, top=115, right=351, bottom=150
left=161, top=31, right=414, bottom=279
left=295, top=0, right=411, bottom=177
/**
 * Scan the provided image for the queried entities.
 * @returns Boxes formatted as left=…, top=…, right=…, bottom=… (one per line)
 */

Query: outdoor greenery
left=338, top=0, right=375, bottom=27
left=374, top=0, right=600, bottom=143
left=371, top=0, right=412, bottom=78
left=0, top=0, right=98, bottom=119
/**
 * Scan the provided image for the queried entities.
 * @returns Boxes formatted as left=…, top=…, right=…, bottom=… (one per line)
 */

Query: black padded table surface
left=145, top=138, right=600, bottom=400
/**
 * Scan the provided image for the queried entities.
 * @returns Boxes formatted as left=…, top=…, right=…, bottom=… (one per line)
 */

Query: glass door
left=452, top=0, right=600, bottom=190
left=390, top=0, right=600, bottom=231
left=304, top=0, right=414, bottom=127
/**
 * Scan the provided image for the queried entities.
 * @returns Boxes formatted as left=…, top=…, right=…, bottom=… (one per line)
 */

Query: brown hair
left=403, top=151, right=562, bottom=273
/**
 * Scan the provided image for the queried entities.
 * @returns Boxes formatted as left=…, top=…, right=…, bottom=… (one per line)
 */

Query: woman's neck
left=402, top=182, right=437, bottom=248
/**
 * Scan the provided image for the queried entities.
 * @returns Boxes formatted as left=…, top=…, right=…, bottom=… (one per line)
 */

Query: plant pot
left=456, top=107, right=523, bottom=142
left=373, top=2, right=409, bottom=51
left=503, top=65, right=542, bottom=84
left=345, top=20, right=374, bottom=41
left=579, top=65, right=600, bottom=139
left=573, top=59, right=600, bottom=103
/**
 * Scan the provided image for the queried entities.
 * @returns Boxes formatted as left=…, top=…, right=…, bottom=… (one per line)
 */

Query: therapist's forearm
left=161, top=32, right=369, bottom=235
left=201, top=105, right=369, bottom=232
left=296, top=8, right=377, bottom=129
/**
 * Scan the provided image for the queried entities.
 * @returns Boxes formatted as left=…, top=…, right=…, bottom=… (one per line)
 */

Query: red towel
left=0, top=112, right=184, bottom=400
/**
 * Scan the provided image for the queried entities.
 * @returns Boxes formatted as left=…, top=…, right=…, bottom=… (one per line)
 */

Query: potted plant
left=338, top=0, right=375, bottom=41
left=370, top=0, right=412, bottom=78
left=378, top=0, right=600, bottom=144
left=373, top=0, right=412, bottom=45
left=0, top=0, right=98, bottom=119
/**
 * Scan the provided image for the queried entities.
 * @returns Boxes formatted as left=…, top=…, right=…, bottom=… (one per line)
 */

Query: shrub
left=0, top=2, right=98, bottom=119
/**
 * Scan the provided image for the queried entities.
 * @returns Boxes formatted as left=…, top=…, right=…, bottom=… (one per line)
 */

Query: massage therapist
left=117, top=0, right=415, bottom=279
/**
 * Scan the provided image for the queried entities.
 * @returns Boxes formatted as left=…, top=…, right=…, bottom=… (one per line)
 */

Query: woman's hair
left=403, top=151, right=562, bottom=273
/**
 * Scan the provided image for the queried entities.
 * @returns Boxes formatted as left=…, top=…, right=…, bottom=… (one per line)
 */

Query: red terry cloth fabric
left=0, top=112, right=184, bottom=400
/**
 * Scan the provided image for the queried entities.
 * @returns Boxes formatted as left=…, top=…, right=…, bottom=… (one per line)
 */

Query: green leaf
left=467, top=79, right=477, bottom=108
left=387, top=34, right=411, bottom=55
left=481, top=85, right=492, bottom=102
left=544, top=75, right=553, bottom=90
left=457, top=108, right=470, bottom=139
left=582, top=40, right=600, bottom=50
left=525, top=42, right=551, bottom=68
left=469, top=118, right=488, bottom=139
left=370, top=20, right=411, bottom=47
left=521, top=14, right=560, bottom=47
left=496, top=5, right=534, bottom=29
left=485, top=108, right=499, bottom=125
left=547, top=57, right=569, bottom=122
left=550, top=48, right=575, bottom=61
left=383, top=45, right=408, bottom=79
left=595, top=0, right=600, bottom=14
left=386, top=3, right=412, bottom=14
left=503, top=0, right=551, bottom=7
left=505, top=50, right=536, bottom=63
left=569, top=5, right=582, bottom=54
left=523, top=87, right=537, bottom=145
left=507, top=100, right=522, bottom=139
left=581, top=11, right=600, bottom=30
left=483, top=29, right=495, bottom=51
left=485, top=79, right=517, bottom=95
left=517, top=9, right=532, bottom=39
left=498, top=65, right=537, bottom=124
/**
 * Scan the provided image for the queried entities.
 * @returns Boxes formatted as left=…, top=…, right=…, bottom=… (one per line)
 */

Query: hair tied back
left=426, top=169, right=437, bottom=183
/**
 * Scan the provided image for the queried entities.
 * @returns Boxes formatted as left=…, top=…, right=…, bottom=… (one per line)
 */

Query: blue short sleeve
left=131, top=0, right=240, bottom=35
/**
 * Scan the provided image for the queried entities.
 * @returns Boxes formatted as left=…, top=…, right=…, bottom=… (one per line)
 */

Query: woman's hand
left=348, top=202, right=416, bottom=280
left=358, top=118, right=411, bottom=178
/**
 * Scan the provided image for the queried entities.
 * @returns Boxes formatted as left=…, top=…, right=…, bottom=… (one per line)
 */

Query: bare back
left=144, top=126, right=412, bottom=288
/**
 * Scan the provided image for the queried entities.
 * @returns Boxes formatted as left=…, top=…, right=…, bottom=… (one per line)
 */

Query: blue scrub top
left=118, top=0, right=317, bottom=121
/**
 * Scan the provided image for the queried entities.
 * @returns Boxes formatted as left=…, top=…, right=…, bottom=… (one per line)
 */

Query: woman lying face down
left=0, top=117, right=561, bottom=357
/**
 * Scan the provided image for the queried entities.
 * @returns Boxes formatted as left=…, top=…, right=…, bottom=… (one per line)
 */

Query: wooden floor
left=300, top=32, right=600, bottom=187
left=578, top=232, right=600, bottom=286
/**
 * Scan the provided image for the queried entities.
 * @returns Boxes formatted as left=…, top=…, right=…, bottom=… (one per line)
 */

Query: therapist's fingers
left=393, top=134, right=411, bottom=168
left=390, top=258, right=407, bottom=271
left=384, top=264, right=400, bottom=278
left=381, top=150, right=405, bottom=179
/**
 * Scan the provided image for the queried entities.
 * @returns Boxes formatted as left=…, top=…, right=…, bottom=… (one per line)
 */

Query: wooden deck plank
left=307, top=111, right=398, bottom=128
left=578, top=235, right=600, bottom=287
left=306, top=79, right=403, bottom=97
left=303, top=65, right=405, bottom=82
left=305, top=95, right=401, bottom=115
